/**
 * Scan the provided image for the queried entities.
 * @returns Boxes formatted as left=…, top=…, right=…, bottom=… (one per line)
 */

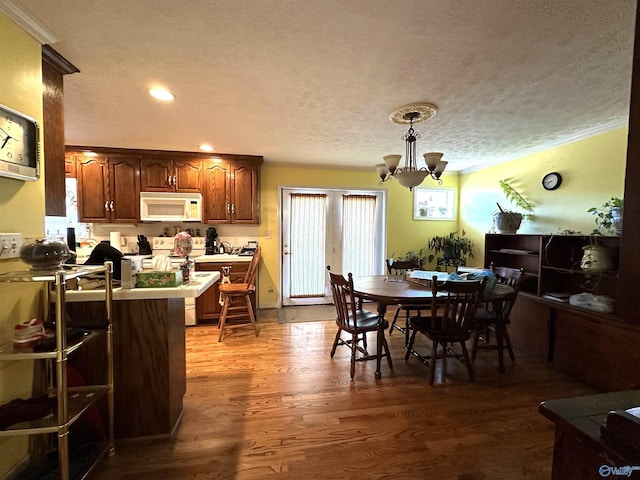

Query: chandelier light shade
left=376, top=103, right=447, bottom=191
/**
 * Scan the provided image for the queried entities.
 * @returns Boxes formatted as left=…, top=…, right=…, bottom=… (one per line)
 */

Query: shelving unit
left=484, top=233, right=620, bottom=301
left=482, top=234, right=640, bottom=392
left=0, top=263, right=114, bottom=480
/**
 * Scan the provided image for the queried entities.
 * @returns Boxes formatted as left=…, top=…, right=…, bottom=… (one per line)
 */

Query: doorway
left=280, top=187, right=386, bottom=306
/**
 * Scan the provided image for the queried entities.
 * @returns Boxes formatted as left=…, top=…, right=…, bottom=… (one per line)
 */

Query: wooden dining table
left=350, top=274, right=514, bottom=379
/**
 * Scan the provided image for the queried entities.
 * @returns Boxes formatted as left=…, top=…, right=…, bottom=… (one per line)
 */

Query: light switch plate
left=0, top=233, right=24, bottom=259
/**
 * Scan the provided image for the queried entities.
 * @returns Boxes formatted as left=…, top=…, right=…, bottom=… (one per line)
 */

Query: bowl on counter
left=19, top=238, right=70, bottom=271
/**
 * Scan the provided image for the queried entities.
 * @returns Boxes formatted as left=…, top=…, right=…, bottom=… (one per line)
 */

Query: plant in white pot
left=493, top=179, right=534, bottom=233
left=587, top=197, right=623, bottom=236
left=580, top=197, right=622, bottom=273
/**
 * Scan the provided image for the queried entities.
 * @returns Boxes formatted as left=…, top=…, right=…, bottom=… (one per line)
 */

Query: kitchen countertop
left=194, top=254, right=252, bottom=263
left=65, top=271, right=220, bottom=302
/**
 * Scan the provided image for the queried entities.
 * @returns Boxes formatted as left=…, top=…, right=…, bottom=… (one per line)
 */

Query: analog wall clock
left=0, top=103, right=40, bottom=181
left=542, top=172, right=562, bottom=191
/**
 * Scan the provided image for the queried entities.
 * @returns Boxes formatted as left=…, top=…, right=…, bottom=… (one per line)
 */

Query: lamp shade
left=433, top=160, right=448, bottom=175
left=394, top=170, right=428, bottom=189
left=423, top=152, right=444, bottom=170
left=383, top=154, right=401, bottom=172
left=375, top=163, right=389, bottom=180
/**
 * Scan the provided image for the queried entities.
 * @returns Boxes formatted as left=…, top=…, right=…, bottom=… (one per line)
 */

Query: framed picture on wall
left=413, top=188, right=455, bottom=220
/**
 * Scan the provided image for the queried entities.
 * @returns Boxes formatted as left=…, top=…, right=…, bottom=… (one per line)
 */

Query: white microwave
left=140, top=192, right=203, bottom=222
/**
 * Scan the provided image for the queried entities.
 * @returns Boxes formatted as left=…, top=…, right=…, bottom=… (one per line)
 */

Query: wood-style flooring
left=90, top=309, right=595, bottom=479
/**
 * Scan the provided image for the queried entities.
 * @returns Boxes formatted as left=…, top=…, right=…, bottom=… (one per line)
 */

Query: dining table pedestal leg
left=375, top=303, right=388, bottom=379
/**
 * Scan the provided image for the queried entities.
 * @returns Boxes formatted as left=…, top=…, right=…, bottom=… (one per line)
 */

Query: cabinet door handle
left=110, top=201, right=114, bottom=211
left=167, top=176, right=172, bottom=186
left=227, top=204, right=230, bottom=213
left=105, top=201, right=109, bottom=211
left=173, top=175, right=177, bottom=186
left=231, top=204, right=235, bottom=213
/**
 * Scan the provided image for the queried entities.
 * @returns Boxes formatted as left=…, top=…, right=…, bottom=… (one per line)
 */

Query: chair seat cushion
left=343, top=310, right=386, bottom=331
left=410, top=316, right=470, bottom=341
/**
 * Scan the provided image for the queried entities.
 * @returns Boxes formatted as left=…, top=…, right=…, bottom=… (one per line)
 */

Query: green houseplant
left=494, top=179, right=534, bottom=233
left=388, top=249, right=426, bottom=266
left=587, top=197, right=623, bottom=235
left=427, top=231, right=474, bottom=266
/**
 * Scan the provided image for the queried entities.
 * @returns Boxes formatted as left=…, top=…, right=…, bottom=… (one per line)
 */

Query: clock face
left=542, top=172, right=562, bottom=191
left=0, top=109, right=32, bottom=166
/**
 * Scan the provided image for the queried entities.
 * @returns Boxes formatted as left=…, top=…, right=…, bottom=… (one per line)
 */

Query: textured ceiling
left=11, top=0, right=638, bottom=172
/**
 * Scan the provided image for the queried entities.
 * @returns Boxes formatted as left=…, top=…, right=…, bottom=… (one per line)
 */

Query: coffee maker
left=205, top=227, right=219, bottom=255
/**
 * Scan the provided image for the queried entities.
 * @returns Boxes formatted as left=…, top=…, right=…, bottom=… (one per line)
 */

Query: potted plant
left=388, top=249, right=426, bottom=267
left=494, top=179, right=534, bottom=233
left=587, top=197, right=623, bottom=236
left=427, top=231, right=474, bottom=267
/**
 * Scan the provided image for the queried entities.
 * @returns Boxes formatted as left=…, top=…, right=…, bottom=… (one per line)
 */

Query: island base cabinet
left=67, top=298, right=186, bottom=439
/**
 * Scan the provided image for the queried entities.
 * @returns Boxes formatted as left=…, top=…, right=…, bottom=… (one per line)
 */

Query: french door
left=281, top=187, right=386, bottom=306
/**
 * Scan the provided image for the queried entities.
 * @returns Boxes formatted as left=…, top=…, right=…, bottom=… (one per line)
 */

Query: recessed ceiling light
left=199, top=144, right=214, bottom=152
left=149, top=87, right=175, bottom=101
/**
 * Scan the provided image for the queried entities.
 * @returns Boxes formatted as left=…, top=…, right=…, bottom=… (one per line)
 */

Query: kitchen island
left=65, top=271, right=219, bottom=439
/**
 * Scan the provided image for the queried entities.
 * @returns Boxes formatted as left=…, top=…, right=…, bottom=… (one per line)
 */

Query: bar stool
left=218, top=247, right=261, bottom=341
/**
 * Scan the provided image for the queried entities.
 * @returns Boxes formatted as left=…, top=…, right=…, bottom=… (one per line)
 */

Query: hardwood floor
left=90, top=309, right=595, bottom=479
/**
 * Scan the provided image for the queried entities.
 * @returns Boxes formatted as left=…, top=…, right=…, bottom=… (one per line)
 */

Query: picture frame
left=413, top=188, right=455, bottom=220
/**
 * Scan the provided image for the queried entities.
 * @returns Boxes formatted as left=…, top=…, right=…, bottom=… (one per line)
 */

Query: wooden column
left=42, top=45, right=79, bottom=217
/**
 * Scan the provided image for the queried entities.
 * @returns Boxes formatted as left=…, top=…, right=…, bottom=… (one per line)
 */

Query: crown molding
left=459, top=119, right=629, bottom=175
left=0, top=0, right=58, bottom=44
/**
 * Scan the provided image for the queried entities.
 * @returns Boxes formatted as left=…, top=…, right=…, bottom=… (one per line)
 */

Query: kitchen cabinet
left=75, top=153, right=140, bottom=223
left=67, top=147, right=262, bottom=224
left=140, top=158, right=202, bottom=193
left=0, top=263, right=114, bottom=480
left=64, top=153, right=76, bottom=177
left=195, top=259, right=257, bottom=324
left=202, top=158, right=261, bottom=224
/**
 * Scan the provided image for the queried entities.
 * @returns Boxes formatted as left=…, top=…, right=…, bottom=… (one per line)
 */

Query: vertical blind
left=289, top=193, right=327, bottom=298
left=342, top=194, right=377, bottom=277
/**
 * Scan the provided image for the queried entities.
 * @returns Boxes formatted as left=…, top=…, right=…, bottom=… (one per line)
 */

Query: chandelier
left=376, top=103, right=447, bottom=191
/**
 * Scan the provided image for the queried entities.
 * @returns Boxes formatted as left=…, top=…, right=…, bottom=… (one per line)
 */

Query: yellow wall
left=0, top=12, right=46, bottom=475
left=459, top=128, right=627, bottom=259
left=258, top=163, right=460, bottom=307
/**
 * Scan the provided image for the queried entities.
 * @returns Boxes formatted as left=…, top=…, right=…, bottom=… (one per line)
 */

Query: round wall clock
left=542, top=172, right=562, bottom=191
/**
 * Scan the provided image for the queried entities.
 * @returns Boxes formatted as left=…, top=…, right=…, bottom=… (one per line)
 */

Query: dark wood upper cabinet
left=202, top=157, right=261, bottom=224
left=68, top=146, right=262, bottom=224
left=75, top=152, right=140, bottom=223
left=42, top=45, right=79, bottom=217
left=230, top=161, right=260, bottom=224
left=202, top=159, right=231, bottom=223
left=140, top=158, right=201, bottom=193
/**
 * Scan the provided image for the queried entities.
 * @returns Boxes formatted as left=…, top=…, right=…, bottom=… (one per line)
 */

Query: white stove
left=145, top=236, right=206, bottom=327
left=147, top=236, right=206, bottom=266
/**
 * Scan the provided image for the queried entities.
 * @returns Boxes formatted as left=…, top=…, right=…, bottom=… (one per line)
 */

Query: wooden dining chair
left=327, top=266, right=392, bottom=380
left=386, top=258, right=426, bottom=345
left=405, top=276, right=487, bottom=386
left=471, top=265, right=525, bottom=372
left=217, top=247, right=261, bottom=342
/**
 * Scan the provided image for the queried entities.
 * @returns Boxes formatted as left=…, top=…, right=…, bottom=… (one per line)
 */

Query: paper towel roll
left=110, top=232, right=122, bottom=250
